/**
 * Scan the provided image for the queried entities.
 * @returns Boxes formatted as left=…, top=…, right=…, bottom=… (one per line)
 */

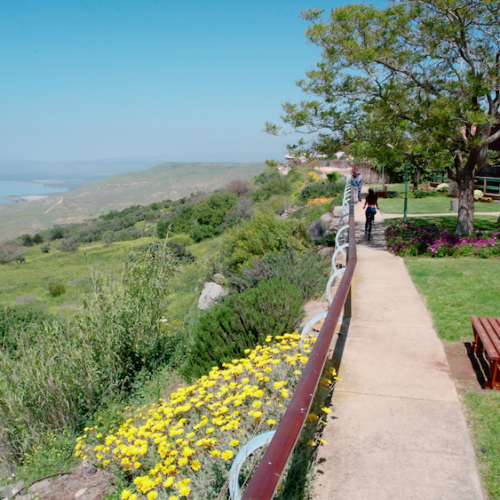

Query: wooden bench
left=472, top=316, right=500, bottom=390
left=375, top=186, right=387, bottom=198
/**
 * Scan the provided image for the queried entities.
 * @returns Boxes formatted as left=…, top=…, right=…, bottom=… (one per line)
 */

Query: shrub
left=0, top=245, right=25, bottom=264
left=223, top=197, right=254, bottom=228
left=157, top=205, right=195, bottom=238
left=48, top=282, right=66, bottom=297
left=113, top=227, right=143, bottom=241
left=58, top=238, right=79, bottom=252
left=474, top=189, right=484, bottom=201
left=253, top=175, right=293, bottom=201
left=189, top=224, right=217, bottom=242
left=32, top=233, right=44, bottom=244
left=229, top=249, right=329, bottom=301
left=298, top=181, right=345, bottom=203
left=225, top=179, right=251, bottom=196
left=224, top=209, right=309, bottom=269
left=327, top=171, right=341, bottom=182
left=49, top=227, right=67, bottom=240
left=0, top=243, right=179, bottom=462
left=102, top=231, right=114, bottom=245
left=21, top=234, right=33, bottom=247
left=165, top=241, right=195, bottom=263
left=168, top=233, right=194, bottom=246
left=183, top=278, right=304, bottom=380
left=77, top=227, right=96, bottom=243
left=40, top=244, right=50, bottom=254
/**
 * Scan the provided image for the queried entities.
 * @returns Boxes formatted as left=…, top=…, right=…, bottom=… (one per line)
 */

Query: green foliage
left=48, top=282, right=66, bottom=297
left=223, top=198, right=254, bottom=228
left=229, top=249, right=329, bottom=301
left=253, top=175, right=293, bottom=202
left=298, top=181, right=345, bottom=202
left=32, top=233, right=43, bottom=245
left=58, top=238, right=79, bottom=252
left=193, top=192, right=237, bottom=227
left=189, top=224, right=217, bottom=242
left=223, top=209, right=309, bottom=270
left=21, top=234, right=33, bottom=247
left=182, top=278, right=303, bottom=380
left=0, top=244, right=25, bottom=264
left=326, top=172, right=340, bottom=183
left=168, top=233, right=194, bottom=246
left=157, top=205, right=195, bottom=238
left=49, top=227, right=67, bottom=241
left=0, top=243, right=178, bottom=462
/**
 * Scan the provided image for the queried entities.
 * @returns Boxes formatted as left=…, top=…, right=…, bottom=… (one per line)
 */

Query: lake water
left=0, top=181, right=68, bottom=203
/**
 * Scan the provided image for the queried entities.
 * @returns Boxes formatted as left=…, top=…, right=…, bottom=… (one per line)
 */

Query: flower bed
left=76, top=333, right=335, bottom=500
left=307, top=196, right=333, bottom=206
left=386, top=222, right=500, bottom=258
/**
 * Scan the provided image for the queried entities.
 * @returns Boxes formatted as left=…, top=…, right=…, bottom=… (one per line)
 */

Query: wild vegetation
left=0, top=165, right=344, bottom=498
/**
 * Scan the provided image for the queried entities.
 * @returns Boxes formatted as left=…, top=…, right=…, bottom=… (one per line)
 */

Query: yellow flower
left=147, top=492, right=158, bottom=500
left=191, top=460, right=201, bottom=471
left=267, top=419, right=276, bottom=425
left=121, top=491, right=132, bottom=500
left=222, top=450, right=233, bottom=460
left=133, top=462, right=141, bottom=469
left=179, top=485, right=191, bottom=497
left=321, top=407, right=331, bottom=414
left=178, top=457, right=188, bottom=466
left=164, top=477, right=175, bottom=488
left=211, top=450, right=221, bottom=457
left=230, top=439, right=239, bottom=446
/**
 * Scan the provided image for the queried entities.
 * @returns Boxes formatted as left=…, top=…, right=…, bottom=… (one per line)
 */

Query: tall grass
left=0, top=243, right=178, bottom=463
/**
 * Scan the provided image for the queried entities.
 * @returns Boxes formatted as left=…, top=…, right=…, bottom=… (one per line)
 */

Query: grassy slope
left=405, top=257, right=500, bottom=498
left=0, top=162, right=266, bottom=241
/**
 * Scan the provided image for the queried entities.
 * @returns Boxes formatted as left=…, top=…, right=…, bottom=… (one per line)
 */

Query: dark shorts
left=366, top=207, right=376, bottom=216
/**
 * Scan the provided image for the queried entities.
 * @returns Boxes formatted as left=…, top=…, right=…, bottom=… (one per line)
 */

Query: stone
left=212, top=273, right=225, bottom=284
left=332, top=205, right=344, bottom=217
left=28, top=479, right=51, bottom=494
left=0, top=481, right=25, bottom=499
left=75, top=488, right=88, bottom=498
left=318, top=246, right=335, bottom=259
left=319, top=213, right=333, bottom=229
left=197, top=282, right=228, bottom=310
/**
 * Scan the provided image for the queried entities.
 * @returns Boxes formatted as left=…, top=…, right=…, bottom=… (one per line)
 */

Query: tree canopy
left=267, top=0, right=500, bottom=234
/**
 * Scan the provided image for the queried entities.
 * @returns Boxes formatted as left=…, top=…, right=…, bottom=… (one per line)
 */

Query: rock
left=28, top=479, right=51, bottom=494
left=212, top=273, right=225, bottom=284
left=0, top=481, right=25, bottom=499
left=320, top=213, right=333, bottom=225
left=197, top=282, right=228, bottom=310
left=318, top=246, right=335, bottom=259
left=75, top=487, right=88, bottom=498
left=332, top=205, right=344, bottom=217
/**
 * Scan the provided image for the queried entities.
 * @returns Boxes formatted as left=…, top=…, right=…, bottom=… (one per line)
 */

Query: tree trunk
left=456, top=171, right=475, bottom=235
left=413, top=165, right=420, bottom=191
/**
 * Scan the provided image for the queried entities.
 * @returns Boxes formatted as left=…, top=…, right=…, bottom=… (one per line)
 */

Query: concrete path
left=382, top=211, right=499, bottom=219
left=313, top=202, right=484, bottom=500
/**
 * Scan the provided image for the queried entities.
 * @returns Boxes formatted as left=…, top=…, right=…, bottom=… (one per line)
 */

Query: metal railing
left=229, top=176, right=357, bottom=500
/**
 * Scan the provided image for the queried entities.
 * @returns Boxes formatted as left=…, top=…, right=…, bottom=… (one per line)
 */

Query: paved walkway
left=383, top=211, right=499, bottom=219
left=313, top=202, right=484, bottom=500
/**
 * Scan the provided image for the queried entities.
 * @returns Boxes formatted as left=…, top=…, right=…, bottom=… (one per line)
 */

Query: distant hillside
left=0, top=162, right=266, bottom=241
left=0, top=157, right=166, bottom=190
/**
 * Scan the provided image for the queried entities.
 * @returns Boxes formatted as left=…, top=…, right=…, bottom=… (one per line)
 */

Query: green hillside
left=0, top=162, right=266, bottom=241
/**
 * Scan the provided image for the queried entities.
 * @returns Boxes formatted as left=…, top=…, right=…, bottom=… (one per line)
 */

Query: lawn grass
left=405, top=257, right=500, bottom=499
left=465, top=392, right=500, bottom=500
left=385, top=215, right=500, bottom=232
left=405, top=258, right=500, bottom=342
left=379, top=195, right=500, bottom=214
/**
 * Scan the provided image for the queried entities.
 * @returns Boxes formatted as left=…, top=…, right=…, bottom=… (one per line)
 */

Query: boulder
left=0, top=481, right=25, bottom=500
left=198, top=282, right=228, bottom=310
left=320, top=212, right=333, bottom=226
left=212, top=273, right=225, bottom=284
left=332, top=205, right=344, bottom=217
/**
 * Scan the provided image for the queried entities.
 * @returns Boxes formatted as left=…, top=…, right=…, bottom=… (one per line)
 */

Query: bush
left=0, top=245, right=25, bottom=264
left=48, top=282, right=66, bottom=297
left=229, top=249, right=329, bottom=301
left=157, top=205, right=195, bottom=238
left=77, top=227, right=96, bottom=243
left=40, top=244, right=50, bottom=254
left=21, top=234, right=33, bottom=247
left=327, top=171, right=341, bottom=182
left=193, top=192, right=237, bottom=227
left=189, top=224, right=217, bottom=242
left=224, top=209, right=309, bottom=269
left=49, top=227, right=67, bottom=240
left=253, top=175, right=293, bottom=201
left=298, top=181, right=345, bottom=203
left=0, top=243, right=179, bottom=462
left=168, top=233, right=194, bottom=246
left=58, top=238, right=79, bottom=252
left=32, top=233, right=44, bottom=244
left=225, top=179, right=251, bottom=196
left=182, top=278, right=304, bottom=380
left=165, top=241, right=195, bottom=263
left=223, top=197, right=254, bottom=227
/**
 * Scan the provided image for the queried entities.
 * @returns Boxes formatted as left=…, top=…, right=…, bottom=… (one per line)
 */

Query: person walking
left=357, top=171, right=363, bottom=202
left=351, top=173, right=360, bottom=203
left=363, top=188, right=379, bottom=232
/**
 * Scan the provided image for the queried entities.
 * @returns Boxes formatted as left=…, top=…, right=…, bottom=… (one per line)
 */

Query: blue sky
left=0, top=0, right=387, bottom=163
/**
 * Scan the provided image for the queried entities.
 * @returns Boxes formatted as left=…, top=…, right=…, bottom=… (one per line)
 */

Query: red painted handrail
left=242, top=202, right=357, bottom=500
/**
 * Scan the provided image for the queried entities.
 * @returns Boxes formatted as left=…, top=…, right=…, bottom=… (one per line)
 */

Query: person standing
left=357, top=171, right=363, bottom=201
left=351, top=173, right=360, bottom=203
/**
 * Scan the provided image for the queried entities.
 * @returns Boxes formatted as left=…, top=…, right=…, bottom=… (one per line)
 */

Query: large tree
left=266, top=0, right=500, bottom=234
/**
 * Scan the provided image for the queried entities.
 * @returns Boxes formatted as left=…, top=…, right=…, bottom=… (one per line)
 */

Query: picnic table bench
left=472, top=316, right=500, bottom=390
